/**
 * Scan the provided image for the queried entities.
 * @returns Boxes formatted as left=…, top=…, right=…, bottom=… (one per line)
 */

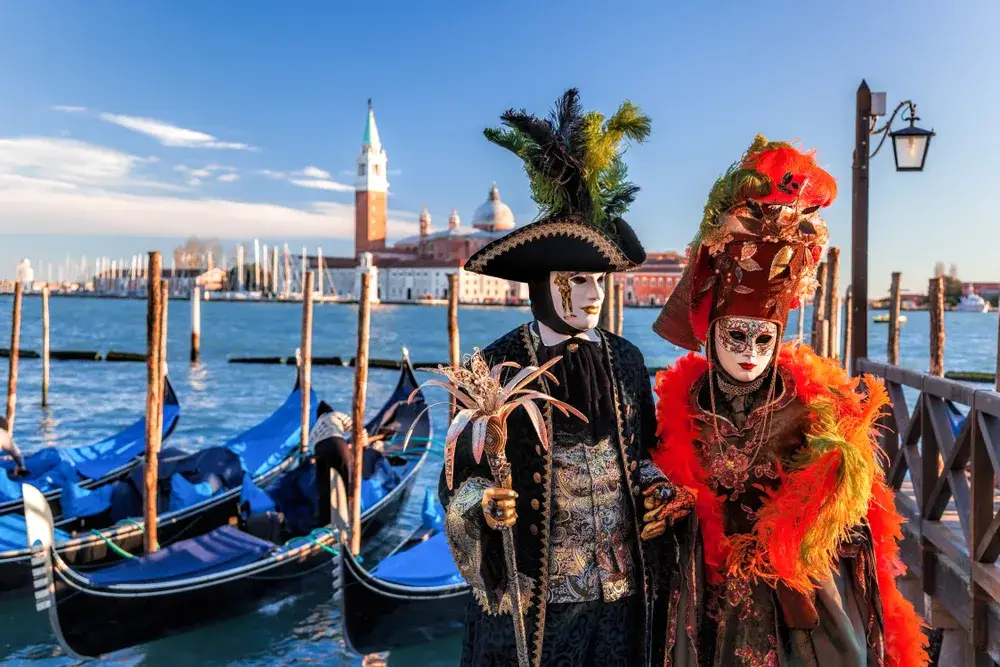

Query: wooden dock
left=858, top=359, right=1000, bottom=664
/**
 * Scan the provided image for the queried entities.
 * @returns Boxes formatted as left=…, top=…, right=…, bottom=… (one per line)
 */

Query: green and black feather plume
left=483, top=88, right=651, bottom=230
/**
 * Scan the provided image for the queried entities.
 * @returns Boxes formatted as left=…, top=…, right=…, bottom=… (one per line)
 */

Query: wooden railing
left=857, top=358, right=1000, bottom=665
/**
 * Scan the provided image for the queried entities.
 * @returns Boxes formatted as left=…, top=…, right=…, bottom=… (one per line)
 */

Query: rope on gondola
left=283, top=526, right=346, bottom=558
left=89, top=529, right=139, bottom=560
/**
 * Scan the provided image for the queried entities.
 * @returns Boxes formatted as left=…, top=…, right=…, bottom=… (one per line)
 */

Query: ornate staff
left=405, top=349, right=587, bottom=667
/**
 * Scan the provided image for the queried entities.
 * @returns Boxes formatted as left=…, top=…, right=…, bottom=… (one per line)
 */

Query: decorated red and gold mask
left=713, top=316, right=778, bottom=383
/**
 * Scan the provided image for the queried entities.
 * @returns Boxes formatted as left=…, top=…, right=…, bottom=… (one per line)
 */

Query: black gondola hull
left=55, top=548, right=335, bottom=658
left=339, top=544, right=470, bottom=655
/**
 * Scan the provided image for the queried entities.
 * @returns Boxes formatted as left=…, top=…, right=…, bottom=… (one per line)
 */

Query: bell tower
left=355, top=99, right=388, bottom=256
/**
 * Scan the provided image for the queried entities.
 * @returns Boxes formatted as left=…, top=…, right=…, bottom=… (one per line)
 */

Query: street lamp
left=849, top=81, right=935, bottom=375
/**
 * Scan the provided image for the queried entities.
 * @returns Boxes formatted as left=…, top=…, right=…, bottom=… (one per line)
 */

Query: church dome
left=471, top=184, right=515, bottom=232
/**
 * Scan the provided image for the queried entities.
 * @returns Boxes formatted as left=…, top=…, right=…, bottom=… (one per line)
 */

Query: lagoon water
left=0, top=296, right=997, bottom=665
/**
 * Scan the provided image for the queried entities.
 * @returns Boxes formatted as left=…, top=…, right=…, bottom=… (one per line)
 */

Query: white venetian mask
left=712, top=316, right=778, bottom=383
left=549, top=271, right=605, bottom=331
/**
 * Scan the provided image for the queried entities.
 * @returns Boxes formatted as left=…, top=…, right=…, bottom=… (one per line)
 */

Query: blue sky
left=0, top=0, right=996, bottom=294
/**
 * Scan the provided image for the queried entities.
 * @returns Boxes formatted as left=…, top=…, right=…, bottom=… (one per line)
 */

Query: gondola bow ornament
left=404, top=348, right=587, bottom=667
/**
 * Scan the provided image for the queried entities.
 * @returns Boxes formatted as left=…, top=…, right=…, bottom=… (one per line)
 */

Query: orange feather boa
left=651, top=344, right=928, bottom=667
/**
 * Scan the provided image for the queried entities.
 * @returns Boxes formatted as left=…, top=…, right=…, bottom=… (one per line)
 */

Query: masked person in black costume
left=439, top=89, right=693, bottom=667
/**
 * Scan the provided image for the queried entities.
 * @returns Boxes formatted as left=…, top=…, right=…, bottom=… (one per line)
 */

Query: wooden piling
left=350, top=272, right=373, bottom=555
left=929, top=276, right=945, bottom=377
left=5, top=282, right=22, bottom=430
left=888, top=272, right=902, bottom=366
left=820, top=321, right=830, bottom=363
left=447, top=273, right=460, bottom=419
left=811, top=261, right=828, bottom=354
left=797, top=304, right=806, bottom=344
left=825, top=248, right=840, bottom=360
left=190, top=286, right=201, bottom=363
left=300, top=272, right=314, bottom=455
left=41, top=286, right=50, bottom=407
left=842, top=287, right=853, bottom=370
left=144, top=252, right=164, bottom=553
left=157, top=279, right=169, bottom=440
left=615, top=282, right=625, bottom=336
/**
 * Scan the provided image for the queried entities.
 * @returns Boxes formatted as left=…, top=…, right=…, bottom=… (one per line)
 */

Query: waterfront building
left=621, top=252, right=684, bottom=306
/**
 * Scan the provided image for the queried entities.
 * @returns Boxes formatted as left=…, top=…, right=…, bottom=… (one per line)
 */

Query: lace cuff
left=637, top=458, right=669, bottom=489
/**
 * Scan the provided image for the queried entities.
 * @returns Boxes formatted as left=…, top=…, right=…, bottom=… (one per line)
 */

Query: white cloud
left=296, top=165, right=331, bottom=180
left=100, top=113, right=255, bottom=151
left=0, top=137, right=176, bottom=191
left=174, top=163, right=238, bottom=186
left=257, top=169, right=286, bottom=180
left=0, top=134, right=416, bottom=239
left=290, top=178, right=354, bottom=192
left=52, top=105, right=87, bottom=113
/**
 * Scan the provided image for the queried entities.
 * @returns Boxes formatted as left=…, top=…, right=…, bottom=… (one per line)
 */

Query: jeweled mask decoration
left=712, top=316, right=778, bottom=383
left=549, top=271, right=605, bottom=332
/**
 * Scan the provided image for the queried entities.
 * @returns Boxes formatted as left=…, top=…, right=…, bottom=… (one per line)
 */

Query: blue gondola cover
left=370, top=532, right=465, bottom=588
left=61, top=476, right=113, bottom=518
left=88, top=525, right=276, bottom=586
left=169, top=473, right=216, bottom=511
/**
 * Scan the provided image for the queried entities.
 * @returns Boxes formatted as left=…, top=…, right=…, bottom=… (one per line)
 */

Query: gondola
left=22, top=351, right=432, bottom=658
left=0, top=371, right=314, bottom=596
left=338, top=489, right=470, bottom=655
left=0, top=376, right=181, bottom=519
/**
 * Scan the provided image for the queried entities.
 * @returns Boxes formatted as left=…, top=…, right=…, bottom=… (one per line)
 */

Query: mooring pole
left=350, top=272, right=373, bottom=556
left=144, top=252, right=164, bottom=553
left=929, top=276, right=945, bottom=377
left=888, top=272, right=902, bottom=366
left=447, top=273, right=460, bottom=419
left=825, top=248, right=841, bottom=360
left=5, top=282, right=22, bottom=430
left=842, top=286, right=853, bottom=370
left=300, top=272, right=314, bottom=455
left=157, top=279, right=169, bottom=440
left=811, top=261, right=828, bottom=354
left=190, top=286, right=201, bottom=363
left=42, top=285, right=51, bottom=407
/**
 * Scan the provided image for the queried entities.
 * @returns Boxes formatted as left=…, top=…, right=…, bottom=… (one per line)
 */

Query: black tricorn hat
left=464, top=215, right=646, bottom=281
left=467, top=88, right=651, bottom=282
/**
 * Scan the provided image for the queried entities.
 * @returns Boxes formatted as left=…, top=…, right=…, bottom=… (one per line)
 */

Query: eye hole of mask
left=569, top=275, right=587, bottom=285
left=756, top=334, right=774, bottom=345
left=728, top=331, right=747, bottom=343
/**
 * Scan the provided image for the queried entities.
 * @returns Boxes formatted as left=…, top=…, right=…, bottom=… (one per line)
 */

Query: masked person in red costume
left=648, top=136, right=929, bottom=666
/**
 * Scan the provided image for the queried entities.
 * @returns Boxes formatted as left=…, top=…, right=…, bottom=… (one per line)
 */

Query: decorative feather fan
left=483, top=88, right=651, bottom=231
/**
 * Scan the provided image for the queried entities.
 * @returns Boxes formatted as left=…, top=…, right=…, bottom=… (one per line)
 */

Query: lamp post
left=849, top=80, right=935, bottom=375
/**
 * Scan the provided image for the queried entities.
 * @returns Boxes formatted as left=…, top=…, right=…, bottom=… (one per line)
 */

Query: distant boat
left=955, top=291, right=990, bottom=313
left=873, top=314, right=907, bottom=324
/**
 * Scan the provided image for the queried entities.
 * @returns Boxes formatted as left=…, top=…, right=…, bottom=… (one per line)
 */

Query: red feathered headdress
left=653, top=136, right=836, bottom=350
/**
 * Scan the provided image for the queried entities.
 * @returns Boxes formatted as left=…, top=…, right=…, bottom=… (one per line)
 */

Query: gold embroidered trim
left=522, top=323, right=555, bottom=667
left=601, top=329, right=651, bottom=652
left=466, top=220, right=633, bottom=275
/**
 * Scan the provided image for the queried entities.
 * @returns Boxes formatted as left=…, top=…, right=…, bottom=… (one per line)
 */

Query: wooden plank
left=929, top=276, right=945, bottom=376
left=447, top=273, right=460, bottom=419
left=350, top=272, right=373, bottom=556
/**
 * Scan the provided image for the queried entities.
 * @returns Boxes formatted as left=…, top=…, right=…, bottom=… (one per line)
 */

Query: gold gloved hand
left=639, top=482, right=697, bottom=541
left=482, top=487, right=518, bottom=530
